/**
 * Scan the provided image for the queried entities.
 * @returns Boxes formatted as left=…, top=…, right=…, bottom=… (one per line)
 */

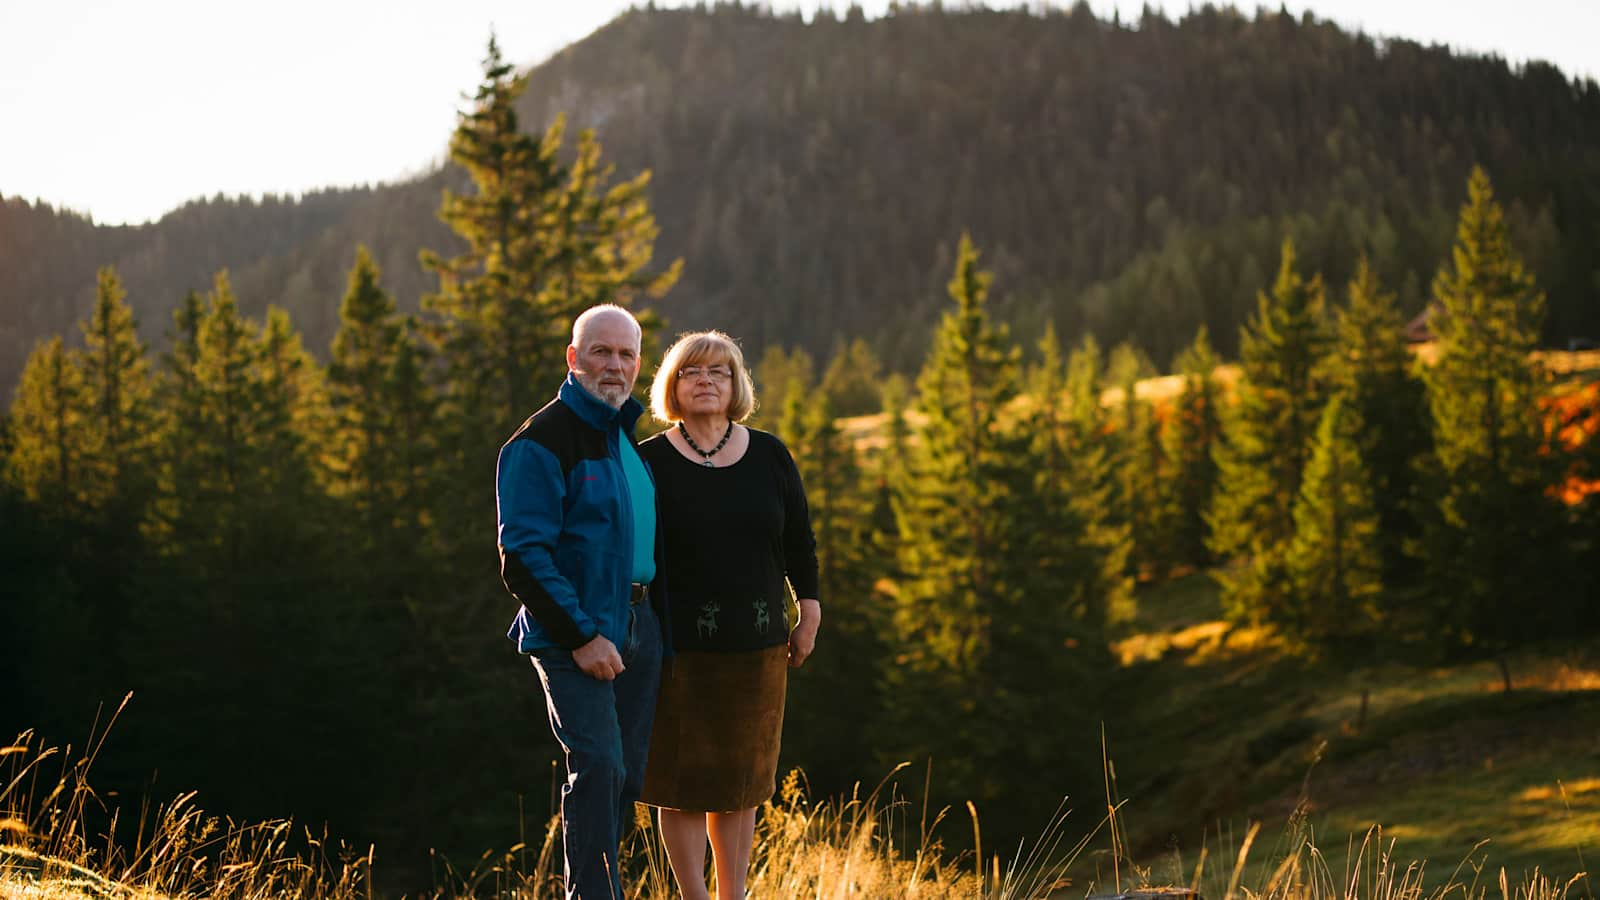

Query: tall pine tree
left=71, top=267, right=156, bottom=689
left=420, top=35, right=678, bottom=557
left=819, top=337, right=886, bottom=417
left=1106, top=342, right=1163, bottom=577
left=327, top=247, right=437, bottom=560
left=329, top=247, right=405, bottom=541
left=149, top=290, right=206, bottom=550
left=886, top=236, right=1101, bottom=841
left=1159, top=327, right=1222, bottom=572
left=777, top=379, right=886, bottom=796
left=1326, top=257, right=1428, bottom=588
left=77, top=266, right=154, bottom=516
left=1284, top=394, right=1385, bottom=653
left=160, top=271, right=264, bottom=574
left=1418, top=167, right=1576, bottom=681
left=892, top=234, right=1021, bottom=678
left=885, top=236, right=1021, bottom=808
left=5, top=336, right=88, bottom=510
left=1208, top=238, right=1332, bottom=624
left=753, top=344, right=815, bottom=429
left=1018, top=324, right=1130, bottom=635
left=255, top=306, right=333, bottom=562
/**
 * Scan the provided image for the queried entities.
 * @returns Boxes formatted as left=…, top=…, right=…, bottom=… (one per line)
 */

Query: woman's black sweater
left=640, top=428, right=819, bottom=653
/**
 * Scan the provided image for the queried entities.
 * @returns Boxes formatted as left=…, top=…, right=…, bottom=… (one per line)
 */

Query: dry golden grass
left=1536, top=349, right=1600, bottom=377
left=0, top=716, right=1008, bottom=900
left=1112, top=621, right=1287, bottom=667
left=4, top=706, right=1591, bottom=900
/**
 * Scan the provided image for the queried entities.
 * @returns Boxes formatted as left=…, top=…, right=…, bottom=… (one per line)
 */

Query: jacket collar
left=559, top=371, right=644, bottom=435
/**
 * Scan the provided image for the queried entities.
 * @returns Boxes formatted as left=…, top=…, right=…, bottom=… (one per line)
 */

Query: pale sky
left=2, top=0, right=1594, bottom=227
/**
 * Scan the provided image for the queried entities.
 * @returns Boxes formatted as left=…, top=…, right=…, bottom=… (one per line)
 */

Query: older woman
left=639, top=330, right=821, bottom=900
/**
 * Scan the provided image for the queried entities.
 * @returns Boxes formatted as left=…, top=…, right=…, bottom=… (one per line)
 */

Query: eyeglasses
left=679, top=365, right=733, bottom=383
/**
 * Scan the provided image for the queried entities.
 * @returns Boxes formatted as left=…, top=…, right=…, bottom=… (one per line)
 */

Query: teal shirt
left=619, top=435, right=657, bottom=583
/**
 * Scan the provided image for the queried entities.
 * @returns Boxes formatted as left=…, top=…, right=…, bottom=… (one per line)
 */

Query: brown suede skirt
left=640, top=644, right=789, bottom=812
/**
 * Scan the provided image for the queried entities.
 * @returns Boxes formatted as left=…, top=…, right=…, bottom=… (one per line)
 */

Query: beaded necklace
left=678, top=420, right=733, bottom=467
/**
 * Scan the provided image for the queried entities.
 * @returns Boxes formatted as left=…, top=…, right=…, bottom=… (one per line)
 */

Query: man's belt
left=630, top=582, right=649, bottom=605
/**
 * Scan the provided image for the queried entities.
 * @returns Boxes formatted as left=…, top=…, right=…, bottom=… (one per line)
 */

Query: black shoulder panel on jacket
left=506, top=397, right=610, bottom=475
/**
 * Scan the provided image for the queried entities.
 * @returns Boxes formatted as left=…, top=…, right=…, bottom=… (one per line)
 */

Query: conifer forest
left=3, top=4, right=1599, bottom=893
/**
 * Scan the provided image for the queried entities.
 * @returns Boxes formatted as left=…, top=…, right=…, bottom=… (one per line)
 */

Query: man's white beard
left=577, top=371, right=627, bottom=408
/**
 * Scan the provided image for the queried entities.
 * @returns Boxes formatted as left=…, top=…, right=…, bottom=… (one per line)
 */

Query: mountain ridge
left=5, top=2, right=1598, bottom=401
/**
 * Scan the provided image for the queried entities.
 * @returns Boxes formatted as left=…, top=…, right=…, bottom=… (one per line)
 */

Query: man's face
left=566, top=313, right=642, bottom=408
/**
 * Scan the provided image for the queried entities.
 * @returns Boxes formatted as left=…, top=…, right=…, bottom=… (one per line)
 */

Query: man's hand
left=572, top=635, right=625, bottom=681
left=788, top=599, right=821, bottom=668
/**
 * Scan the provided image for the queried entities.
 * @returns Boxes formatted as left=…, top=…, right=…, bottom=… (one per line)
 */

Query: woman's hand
left=788, top=599, right=821, bottom=667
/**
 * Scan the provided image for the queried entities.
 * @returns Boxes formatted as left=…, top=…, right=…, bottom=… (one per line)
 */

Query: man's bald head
left=571, top=304, right=642, bottom=350
left=567, top=305, right=644, bottom=408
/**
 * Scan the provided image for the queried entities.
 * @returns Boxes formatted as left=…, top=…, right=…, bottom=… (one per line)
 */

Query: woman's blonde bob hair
left=650, top=330, right=758, bottom=424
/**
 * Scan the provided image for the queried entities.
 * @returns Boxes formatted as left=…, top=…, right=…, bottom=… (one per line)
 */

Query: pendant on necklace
left=702, top=459, right=715, bottom=468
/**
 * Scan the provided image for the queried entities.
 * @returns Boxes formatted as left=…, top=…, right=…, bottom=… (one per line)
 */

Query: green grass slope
left=1100, top=575, right=1600, bottom=888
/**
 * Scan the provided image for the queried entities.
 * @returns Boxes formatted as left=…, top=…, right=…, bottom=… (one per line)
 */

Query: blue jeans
left=530, top=602, right=663, bottom=900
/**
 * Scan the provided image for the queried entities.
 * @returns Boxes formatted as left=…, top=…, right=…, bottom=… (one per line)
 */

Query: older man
left=496, top=304, right=668, bottom=899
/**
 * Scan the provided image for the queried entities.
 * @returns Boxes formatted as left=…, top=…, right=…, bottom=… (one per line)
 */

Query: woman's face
left=675, top=357, right=734, bottom=418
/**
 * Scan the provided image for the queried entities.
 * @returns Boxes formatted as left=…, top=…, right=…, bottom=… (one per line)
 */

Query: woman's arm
left=789, top=598, right=820, bottom=667
left=773, top=432, right=822, bottom=666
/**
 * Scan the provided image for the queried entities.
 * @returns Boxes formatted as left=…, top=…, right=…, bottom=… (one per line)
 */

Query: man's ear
left=566, top=344, right=578, bottom=370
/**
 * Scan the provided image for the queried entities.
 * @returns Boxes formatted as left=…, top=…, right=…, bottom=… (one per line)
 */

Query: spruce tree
left=420, top=36, right=678, bottom=558
left=886, top=236, right=1021, bottom=802
left=1020, top=324, right=1130, bottom=635
left=327, top=247, right=436, bottom=557
left=1160, top=327, right=1222, bottom=571
left=1065, top=333, right=1106, bottom=438
left=133, top=274, right=275, bottom=787
left=1419, top=167, right=1575, bottom=679
left=421, top=36, right=677, bottom=426
left=258, top=308, right=328, bottom=472
left=550, top=126, right=680, bottom=325
left=781, top=389, right=876, bottom=607
left=422, top=35, right=560, bottom=431
left=819, top=337, right=885, bottom=417
left=1059, top=332, right=1133, bottom=618
left=1107, top=342, right=1163, bottom=577
left=753, top=344, right=815, bottom=429
left=867, top=373, right=910, bottom=572
left=77, top=266, right=154, bottom=515
left=149, top=290, right=206, bottom=548
left=1, top=364, right=102, bottom=737
left=776, top=380, right=886, bottom=795
left=892, top=234, right=1021, bottom=677
left=886, top=235, right=1098, bottom=835
left=166, top=271, right=263, bottom=573
left=328, top=247, right=403, bottom=540
left=1284, top=394, right=1384, bottom=653
left=388, top=316, right=438, bottom=550
left=255, top=306, right=333, bottom=563
left=1028, top=325, right=1072, bottom=493
left=1327, top=258, right=1428, bottom=587
left=5, top=336, right=88, bottom=509
left=1208, top=238, right=1332, bottom=624
left=71, top=267, right=156, bottom=683
left=986, top=322, right=1125, bottom=823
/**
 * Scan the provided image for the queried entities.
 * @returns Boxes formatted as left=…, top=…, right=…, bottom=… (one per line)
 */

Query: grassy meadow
left=1096, top=574, right=1598, bottom=897
left=5, top=570, right=1595, bottom=899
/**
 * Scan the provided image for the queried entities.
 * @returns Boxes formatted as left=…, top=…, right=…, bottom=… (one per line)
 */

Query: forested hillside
left=6, top=8, right=1600, bottom=889
left=5, top=2, right=1600, bottom=401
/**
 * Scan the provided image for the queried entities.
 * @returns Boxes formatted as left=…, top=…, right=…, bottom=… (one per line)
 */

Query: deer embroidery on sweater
left=697, top=600, right=720, bottom=639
